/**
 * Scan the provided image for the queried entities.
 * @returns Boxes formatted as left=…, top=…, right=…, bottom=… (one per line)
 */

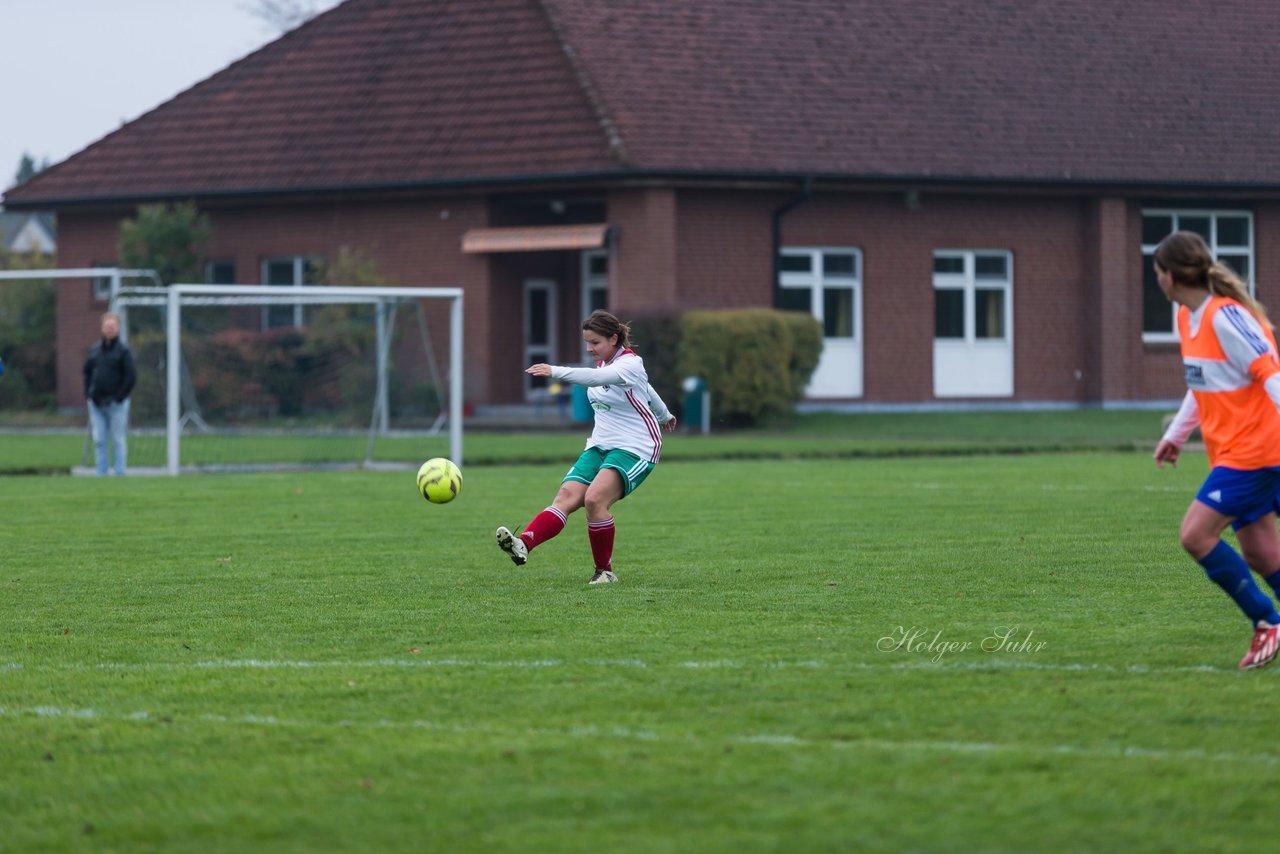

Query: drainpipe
left=771, top=176, right=814, bottom=307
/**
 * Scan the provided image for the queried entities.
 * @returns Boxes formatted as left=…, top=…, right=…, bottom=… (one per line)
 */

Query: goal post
left=116, top=283, right=464, bottom=475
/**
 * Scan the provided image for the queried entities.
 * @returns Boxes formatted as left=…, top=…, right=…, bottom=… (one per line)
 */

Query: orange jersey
left=1178, top=296, right=1280, bottom=468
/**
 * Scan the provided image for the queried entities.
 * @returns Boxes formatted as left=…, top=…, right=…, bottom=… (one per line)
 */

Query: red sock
left=587, top=516, right=615, bottom=570
left=521, top=506, right=567, bottom=552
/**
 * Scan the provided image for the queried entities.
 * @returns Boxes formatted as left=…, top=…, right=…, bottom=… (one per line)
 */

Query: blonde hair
left=1155, top=230, right=1270, bottom=328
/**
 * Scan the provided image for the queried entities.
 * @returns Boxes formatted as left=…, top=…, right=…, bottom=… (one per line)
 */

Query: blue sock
left=1198, top=541, right=1280, bottom=625
left=1264, top=569, right=1280, bottom=599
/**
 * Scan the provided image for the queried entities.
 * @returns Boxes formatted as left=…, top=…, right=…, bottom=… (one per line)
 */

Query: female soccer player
left=1154, top=230, right=1280, bottom=669
left=496, top=309, right=677, bottom=584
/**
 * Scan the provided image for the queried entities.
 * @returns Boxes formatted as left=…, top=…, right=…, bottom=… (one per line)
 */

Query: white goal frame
left=117, top=283, right=464, bottom=475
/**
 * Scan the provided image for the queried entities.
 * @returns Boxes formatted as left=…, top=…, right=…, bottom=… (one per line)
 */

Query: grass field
left=1, top=441, right=1274, bottom=851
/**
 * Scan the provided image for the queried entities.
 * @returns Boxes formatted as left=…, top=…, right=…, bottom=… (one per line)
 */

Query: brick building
left=6, top=0, right=1280, bottom=410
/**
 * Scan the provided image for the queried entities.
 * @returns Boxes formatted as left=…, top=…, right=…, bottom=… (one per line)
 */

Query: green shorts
left=563, top=447, right=655, bottom=497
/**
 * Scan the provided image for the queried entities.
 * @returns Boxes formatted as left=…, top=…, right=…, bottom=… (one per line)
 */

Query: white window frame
left=932, top=250, right=1014, bottom=345
left=580, top=249, right=609, bottom=362
left=1141, top=209, right=1254, bottom=344
left=778, top=247, right=861, bottom=341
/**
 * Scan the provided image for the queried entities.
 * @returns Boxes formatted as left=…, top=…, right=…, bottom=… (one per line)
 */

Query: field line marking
left=0, top=704, right=1272, bottom=767
left=0, top=657, right=1241, bottom=675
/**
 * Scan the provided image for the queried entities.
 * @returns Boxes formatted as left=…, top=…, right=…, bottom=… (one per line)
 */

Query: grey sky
left=2, top=0, right=342, bottom=194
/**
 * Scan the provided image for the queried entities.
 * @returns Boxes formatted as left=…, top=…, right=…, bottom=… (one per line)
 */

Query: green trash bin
left=682, top=376, right=709, bottom=434
left=571, top=383, right=593, bottom=422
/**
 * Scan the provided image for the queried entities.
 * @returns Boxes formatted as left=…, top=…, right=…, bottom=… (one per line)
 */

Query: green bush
left=781, top=310, right=823, bottom=401
left=676, top=308, right=823, bottom=425
left=626, top=311, right=683, bottom=415
left=0, top=260, right=56, bottom=411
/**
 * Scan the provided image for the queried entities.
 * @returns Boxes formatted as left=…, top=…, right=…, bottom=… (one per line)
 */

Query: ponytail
left=1207, top=262, right=1271, bottom=330
left=1156, top=230, right=1271, bottom=329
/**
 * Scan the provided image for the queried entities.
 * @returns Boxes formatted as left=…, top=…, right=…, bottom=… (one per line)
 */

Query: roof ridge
left=535, top=0, right=631, bottom=168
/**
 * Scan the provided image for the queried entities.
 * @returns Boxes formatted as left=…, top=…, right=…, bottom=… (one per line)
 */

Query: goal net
left=116, top=283, right=463, bottom=474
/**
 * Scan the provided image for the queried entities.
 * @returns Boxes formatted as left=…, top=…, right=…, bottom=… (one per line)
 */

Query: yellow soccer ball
left=417, top=457, right=462, bottom=504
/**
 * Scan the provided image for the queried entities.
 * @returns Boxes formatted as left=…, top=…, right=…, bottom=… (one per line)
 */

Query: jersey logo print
left=1221, top=305, right=1272, bottom=356
left=1184, top=364, right=1206, bottom=387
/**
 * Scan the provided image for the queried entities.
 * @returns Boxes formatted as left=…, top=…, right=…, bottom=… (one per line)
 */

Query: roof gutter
left=7, top=168, right=1280, bottom=211
left=771, top=176, right=814, bottom=308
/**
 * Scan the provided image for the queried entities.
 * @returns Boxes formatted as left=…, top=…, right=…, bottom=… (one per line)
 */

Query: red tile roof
left=8, top=0, right=1280, bottom=206
left=5, top=0, right=619, bottom=205
left=545, top=0, right=1280, bottom=185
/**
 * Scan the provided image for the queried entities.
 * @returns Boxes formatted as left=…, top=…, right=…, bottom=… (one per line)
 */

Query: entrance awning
left=461, top=223, right=613, bottom=254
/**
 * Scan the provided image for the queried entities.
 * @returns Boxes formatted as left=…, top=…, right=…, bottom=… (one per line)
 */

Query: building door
left=778, top=248, right=863, bottom=398
left=523, top=278, right=557, bottom=399
left=932, top=250, right=1014, bottom=397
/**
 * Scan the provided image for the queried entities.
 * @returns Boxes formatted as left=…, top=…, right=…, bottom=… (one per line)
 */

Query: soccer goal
left=116, top=283, right=464, bottom=475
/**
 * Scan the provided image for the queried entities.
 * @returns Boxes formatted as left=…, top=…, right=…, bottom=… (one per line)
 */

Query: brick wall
left=55, top=196, right=493, bottom=409
left=670, top=189, right=1101, bottom=402
left=55, top=212, right=125, bottom=411
left=607, top=188, right=678, bottom=313
left=53, top=186, right=1259, bottom=409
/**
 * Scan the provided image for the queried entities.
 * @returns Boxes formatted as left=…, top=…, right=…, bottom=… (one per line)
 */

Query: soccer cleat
left=588, top=569, right=618, bottom=585
left=495, top=526, right=528, bottom=566
left=1239, top=621, right=1280, bottom=670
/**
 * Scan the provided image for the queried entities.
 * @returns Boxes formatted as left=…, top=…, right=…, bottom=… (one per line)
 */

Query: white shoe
left=588, top=570, right=618, bottom=585
left=496, top=526, right=528, bottom=566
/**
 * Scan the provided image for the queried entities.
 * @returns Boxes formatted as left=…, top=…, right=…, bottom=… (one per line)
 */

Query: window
left=92, top=271, right=112, bottom=302
left=778, top=248, right=859, bottom=339
left=933, top=251, right=1012, bottom=343
left=206, top=260, right=236, bottom=285
left=1142, top=210, right=1253, bottom=341
left=261, top=256, right=320, bottom=329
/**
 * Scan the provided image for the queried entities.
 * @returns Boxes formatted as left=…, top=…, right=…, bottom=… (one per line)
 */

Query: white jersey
left=550, top=349, right=671, bottom=463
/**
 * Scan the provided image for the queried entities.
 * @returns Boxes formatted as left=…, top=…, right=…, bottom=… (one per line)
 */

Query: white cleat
left=588, top=570, right=618, bottom=585
left=496, top=526, right=528, bottom=566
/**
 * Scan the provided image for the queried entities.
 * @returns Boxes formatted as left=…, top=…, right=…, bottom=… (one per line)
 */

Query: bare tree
left=242, top=0, right=332, bottom=33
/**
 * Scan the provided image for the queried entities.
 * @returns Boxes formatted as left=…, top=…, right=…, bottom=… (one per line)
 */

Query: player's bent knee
left=555, top=483, right=586, bottom=511
left=1180, top=530, right=1217, bottom=558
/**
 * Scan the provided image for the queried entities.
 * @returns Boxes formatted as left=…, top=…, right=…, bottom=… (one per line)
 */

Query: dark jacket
left=83, top=337, right=136, bottom=407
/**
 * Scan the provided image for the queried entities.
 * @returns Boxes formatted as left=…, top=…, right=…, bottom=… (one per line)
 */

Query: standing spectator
left=83, top=312, right=136, bottom=476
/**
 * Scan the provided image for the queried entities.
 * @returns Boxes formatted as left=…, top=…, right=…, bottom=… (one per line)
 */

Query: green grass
left=0, top=408, right=1172, bottom=473
left=1, top=449, right=1272, bottom=851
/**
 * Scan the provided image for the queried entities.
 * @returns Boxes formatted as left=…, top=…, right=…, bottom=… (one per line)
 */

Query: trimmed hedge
left=676, top=308, right=822, bottom=425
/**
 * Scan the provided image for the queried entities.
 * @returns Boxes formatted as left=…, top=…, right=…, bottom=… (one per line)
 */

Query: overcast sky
left=2, top=0, right=344, bottom=195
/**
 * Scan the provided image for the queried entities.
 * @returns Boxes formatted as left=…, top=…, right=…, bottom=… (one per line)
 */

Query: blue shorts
left=1196, top=466, right=1280, bottom=531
